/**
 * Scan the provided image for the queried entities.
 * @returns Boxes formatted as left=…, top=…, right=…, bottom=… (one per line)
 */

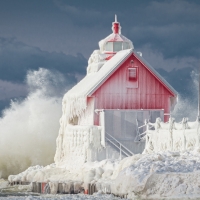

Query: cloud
left=124, top=0, right=200, bottom=59
left=53, top=0, right=113, bottom=27
left=1, top=0, right=199, bottom=60
left=53, top=0, right=200, bottom=60
left=157, top=67, right=196, bottom=98
left=0, top=80, right=27, bottom=100
left=0, top=37, right=87, bottom=83
left=139, top=45, right=199, bottom=71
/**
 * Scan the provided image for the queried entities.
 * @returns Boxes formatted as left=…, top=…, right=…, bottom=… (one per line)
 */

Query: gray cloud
left=0, top=37, right=87, bottom=83
left=139, top=45, right=199, bottom=71
left=0, top=0, right=199, bottom=60
left=0, top=80, right=27, bottom=100
left=52, top=0, right=200, bottom=60
left=157, top=67, right=196, bottom=98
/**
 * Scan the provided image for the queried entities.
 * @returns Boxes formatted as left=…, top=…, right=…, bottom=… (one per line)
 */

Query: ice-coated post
left=145, top=119, right=149, bottom=148
left=119, top=143, right=122, bottom=160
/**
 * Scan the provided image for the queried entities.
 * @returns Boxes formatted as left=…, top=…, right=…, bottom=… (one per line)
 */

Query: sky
left=0, top=0, right=200, bottom=112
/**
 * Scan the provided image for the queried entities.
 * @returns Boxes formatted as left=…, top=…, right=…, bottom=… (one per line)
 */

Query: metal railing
left=105, top=132, right=134, bottom=159
left=134, top=119, right=154, bottom=142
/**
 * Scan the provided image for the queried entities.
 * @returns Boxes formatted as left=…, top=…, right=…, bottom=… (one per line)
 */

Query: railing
left=134, top=119, right=154, bottom=142
left=105, top=132, right=134, bottom=159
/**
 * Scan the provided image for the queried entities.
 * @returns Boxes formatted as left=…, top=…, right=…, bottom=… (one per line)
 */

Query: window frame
left=104, top=42, right=130, bottom=52
left=128, top=67, right=137, bottom=81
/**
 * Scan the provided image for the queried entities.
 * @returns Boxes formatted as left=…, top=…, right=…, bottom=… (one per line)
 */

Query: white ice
left=8, top=150, right=200, bottom=199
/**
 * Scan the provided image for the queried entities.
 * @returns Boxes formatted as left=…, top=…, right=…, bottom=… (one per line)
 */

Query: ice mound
left=9, top=151, right=200, bottom=199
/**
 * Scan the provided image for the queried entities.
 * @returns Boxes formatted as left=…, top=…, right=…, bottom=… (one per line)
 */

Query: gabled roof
left=64, top=49, right=177, bottom=120
left=67, top=49, right=177, bottom=97
left=133, top=50, right=178, bottom=96
left=66, top=49, right=133, bottom=99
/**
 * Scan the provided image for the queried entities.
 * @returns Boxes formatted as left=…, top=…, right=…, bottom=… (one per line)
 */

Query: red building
left=65, top=16, right=177, bottom=126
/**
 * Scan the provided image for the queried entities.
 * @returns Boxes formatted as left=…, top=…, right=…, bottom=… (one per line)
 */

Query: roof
left=66, top=49, right=133, bottom=98
left=67, top=48, right=177, bottom=97
left=132, top=49, right=178, bottom=96
left=64, top=49, right=178, bottom=120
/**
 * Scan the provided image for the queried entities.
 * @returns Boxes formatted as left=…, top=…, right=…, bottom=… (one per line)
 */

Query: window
left=105, top=42, right=113, bottom=51
left=128, top=68, right=137, bottom=80
left=113, top=42, right=122, bottom=52
left=104, top=41, right=130, bottom=52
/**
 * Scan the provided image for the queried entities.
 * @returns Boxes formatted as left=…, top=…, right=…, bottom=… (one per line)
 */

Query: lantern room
left=99, top=15, right=133, bottom=56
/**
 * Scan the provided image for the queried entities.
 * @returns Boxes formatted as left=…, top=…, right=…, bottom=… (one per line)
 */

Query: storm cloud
left=0, top=37, right=87, bottom=83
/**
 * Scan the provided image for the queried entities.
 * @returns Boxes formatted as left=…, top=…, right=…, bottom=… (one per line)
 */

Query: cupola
left=99, top=15, right=133, bottom=59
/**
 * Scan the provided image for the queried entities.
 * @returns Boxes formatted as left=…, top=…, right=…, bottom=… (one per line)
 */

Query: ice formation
left=8, top=150, right=200, bottom=199
left=55, top=125, right=103, bottom=165
left=144, top=117, right=200, bottom=153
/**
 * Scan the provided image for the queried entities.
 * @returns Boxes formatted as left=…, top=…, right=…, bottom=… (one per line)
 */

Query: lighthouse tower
left=87, top=15, right=133, bottom=74
left=99, top=15, right=133, bottom=58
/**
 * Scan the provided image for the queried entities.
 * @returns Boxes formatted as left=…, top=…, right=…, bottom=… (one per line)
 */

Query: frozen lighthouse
left=54, top=16, right=178, bottom=164
left=8, top=17, right=200, bottom=199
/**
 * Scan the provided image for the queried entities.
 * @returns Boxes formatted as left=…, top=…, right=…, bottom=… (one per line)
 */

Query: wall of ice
left=0, top=68, right=70, bottom=178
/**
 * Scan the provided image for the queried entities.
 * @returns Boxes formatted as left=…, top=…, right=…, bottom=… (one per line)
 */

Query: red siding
left=92, top=54, right=173, bottom=125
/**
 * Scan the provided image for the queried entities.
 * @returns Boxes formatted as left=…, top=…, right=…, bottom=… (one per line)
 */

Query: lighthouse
left=54, top=16, right=178, bottom=164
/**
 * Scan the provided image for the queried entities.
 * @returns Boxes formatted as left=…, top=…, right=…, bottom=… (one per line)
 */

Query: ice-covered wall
left=144, top=117, right=200, bottom=153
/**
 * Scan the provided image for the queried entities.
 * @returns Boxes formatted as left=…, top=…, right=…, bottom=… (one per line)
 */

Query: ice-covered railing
left=144, top=117, right=200, bottom=153
left=54, top=125, right=102, bottom=165
left=134, top=119, right=154, bottom=142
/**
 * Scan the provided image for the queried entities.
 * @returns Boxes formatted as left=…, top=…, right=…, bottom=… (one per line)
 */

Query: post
left=100, top=110, right=106, bottom=147
left=145, top=119, right=149, bottom=149
left=119, top=144, right=122, bottom=160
